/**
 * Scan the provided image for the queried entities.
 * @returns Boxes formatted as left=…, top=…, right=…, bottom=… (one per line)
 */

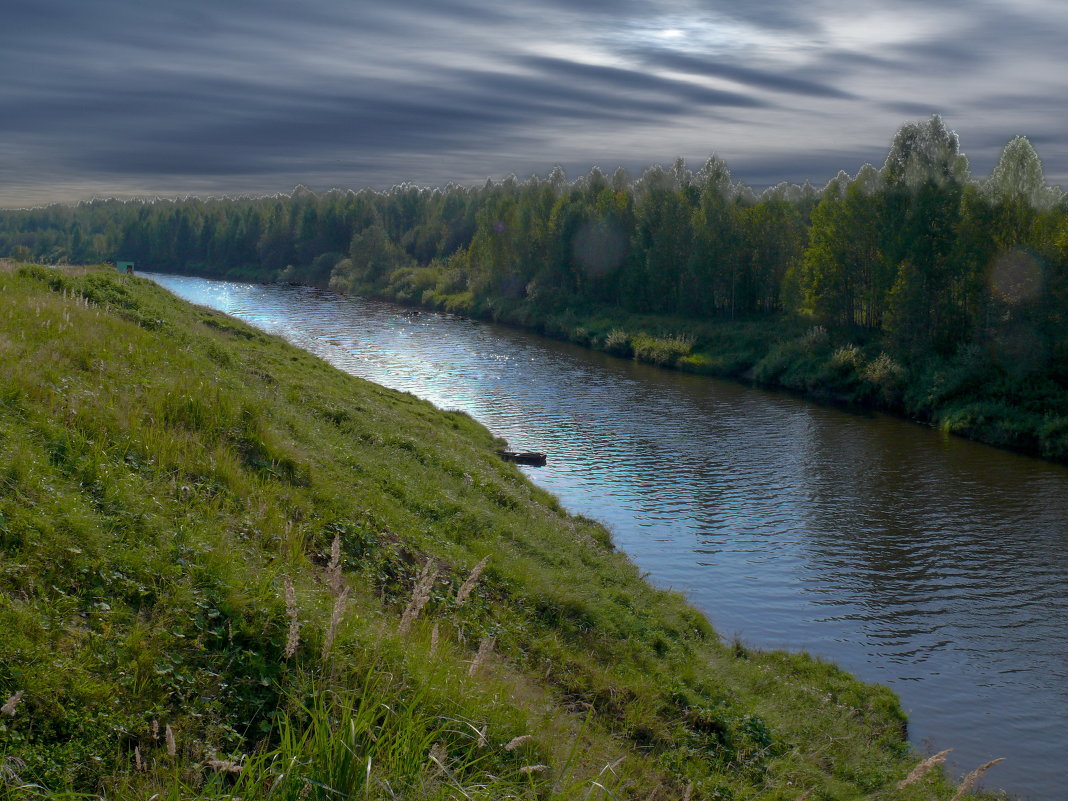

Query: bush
left=603, top=329, right=631, bottom=357
left=630, top=332, right=695, bottom=367
left=861, top=352, right=907, bottom=406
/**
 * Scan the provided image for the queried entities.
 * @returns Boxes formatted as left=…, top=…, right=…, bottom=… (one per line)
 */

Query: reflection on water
left=149, top=273, right=1068, bottom=799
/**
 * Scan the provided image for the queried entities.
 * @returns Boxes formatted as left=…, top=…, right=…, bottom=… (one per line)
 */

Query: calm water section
left=149, top=273, right=1068, bottom=800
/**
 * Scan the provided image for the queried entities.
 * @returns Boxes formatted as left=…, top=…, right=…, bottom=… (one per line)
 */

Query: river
left=147, top=272, right=1068, bottom=800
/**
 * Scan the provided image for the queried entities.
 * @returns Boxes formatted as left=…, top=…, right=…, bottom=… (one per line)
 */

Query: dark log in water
left=498, top=449, right=547, bottom=466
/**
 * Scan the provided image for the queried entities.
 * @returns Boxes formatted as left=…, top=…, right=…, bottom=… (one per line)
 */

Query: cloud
left=1, top=0, right=1067, bottom=204
left=629, top=49, right=855, bottom=99
left=516, top=56, right=771, bottom=109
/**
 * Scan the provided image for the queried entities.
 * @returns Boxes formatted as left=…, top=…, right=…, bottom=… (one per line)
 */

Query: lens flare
left=989, top=248, right=1042, bottom=305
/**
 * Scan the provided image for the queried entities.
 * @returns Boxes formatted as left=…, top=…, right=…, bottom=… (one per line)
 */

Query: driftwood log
left=497, top=450, right=547, bottom=467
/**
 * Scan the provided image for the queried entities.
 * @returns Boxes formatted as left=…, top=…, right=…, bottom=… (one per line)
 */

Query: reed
left=950, top=758, right=1005, bottom=801
left=897, top=748, right=952, bottom=788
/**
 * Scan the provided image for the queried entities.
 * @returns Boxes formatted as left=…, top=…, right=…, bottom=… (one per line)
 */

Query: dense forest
left=4, top=116, right=1068, bottom=457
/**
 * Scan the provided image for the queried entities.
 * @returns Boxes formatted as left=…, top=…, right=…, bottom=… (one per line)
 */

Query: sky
left=3, top=0, right=1067, bottom=207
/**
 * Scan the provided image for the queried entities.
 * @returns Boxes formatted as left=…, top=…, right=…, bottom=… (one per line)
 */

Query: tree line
left=3, top=116, right=1067, bottom=367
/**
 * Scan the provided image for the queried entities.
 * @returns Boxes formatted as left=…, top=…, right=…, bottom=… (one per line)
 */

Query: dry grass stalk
left=284, top=575, right=300, bottom=659
left=454, top=555, right=489, bottom=606
left=682, top=782, right=693, bottom=801
left=321, top=586, right=350, bottom=661
left=1, top=690, right=24, bottom=717
left=504, top=735, right=532, bottom=751
left=468, top=636, right=494, bottom=676
left=165, top=724, right=177, bottom=757
left=429, top=622, right=440, bottom=656
left=428, top=742, right=448, bottom=775
left=897, top=748, right=952, bottom=788
left=950, top=758, right=1005, bottom=801
left=644, top=784, right=662, bottom=801
left=398, top=560, right=438, bottom=636
left=206, top=759, right=244, bottom=774
left=1, top=756, right=25, bottom=785
left=519, top=765, right=547, bottom=775
left=328, top=532, right=342, bottom=595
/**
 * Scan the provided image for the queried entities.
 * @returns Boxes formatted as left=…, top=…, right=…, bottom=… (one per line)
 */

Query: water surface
left=149, top=273, right=1068, bottom=799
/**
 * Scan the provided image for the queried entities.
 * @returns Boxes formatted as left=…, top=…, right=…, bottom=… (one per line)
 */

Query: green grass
left=0, top=263, right=1003, bottom=799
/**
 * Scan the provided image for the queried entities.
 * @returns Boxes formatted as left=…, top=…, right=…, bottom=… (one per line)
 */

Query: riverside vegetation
left=2, top=117, right=1068, bottom=462
left=0, top=263, right=1004, bottom=799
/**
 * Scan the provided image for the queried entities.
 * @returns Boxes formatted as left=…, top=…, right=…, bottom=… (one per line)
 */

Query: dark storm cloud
left=2, top=0, right=1067, bottom=203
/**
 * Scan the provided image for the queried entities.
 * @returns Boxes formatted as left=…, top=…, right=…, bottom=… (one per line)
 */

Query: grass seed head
left=398, top=559, right=437, bottom=636
left=897, top=748, right=952, bottom=788
left=321, top=586, right=350, bottom=661
left=428, top=742, right=448, bottom=775
left=328, top=532, right=343, bottom=595
left=505, top=735, right=532, bottom=751
left=469, top=636, right=495, bottom=676
left=284, top=575, right=300, bottom=659
left=951, top=758, right=1005, bottom=801
left=206, top=759, right=244, bottom=774
left=454, top=555, right=489, bottom=606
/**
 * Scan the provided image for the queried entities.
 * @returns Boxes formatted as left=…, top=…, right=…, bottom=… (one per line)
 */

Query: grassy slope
left=0, top=264, right=992, bottom=800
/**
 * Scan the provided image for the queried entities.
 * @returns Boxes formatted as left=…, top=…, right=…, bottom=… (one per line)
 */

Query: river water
left=148, top=273, right=1068, bottom=799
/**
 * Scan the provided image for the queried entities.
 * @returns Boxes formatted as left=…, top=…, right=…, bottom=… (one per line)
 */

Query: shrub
left=630, top=332, right=695, bottom=367
left=861, top=352, right=907, bottom=406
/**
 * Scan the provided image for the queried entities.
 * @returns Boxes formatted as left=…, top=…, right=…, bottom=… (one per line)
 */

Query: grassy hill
left=0, top=263, right=995, bottom=800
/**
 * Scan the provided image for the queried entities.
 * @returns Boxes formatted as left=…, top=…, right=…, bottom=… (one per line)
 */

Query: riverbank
left=0, top=263, right=1000, bottom=799
left=346, top=269, right=1068, bottom=466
